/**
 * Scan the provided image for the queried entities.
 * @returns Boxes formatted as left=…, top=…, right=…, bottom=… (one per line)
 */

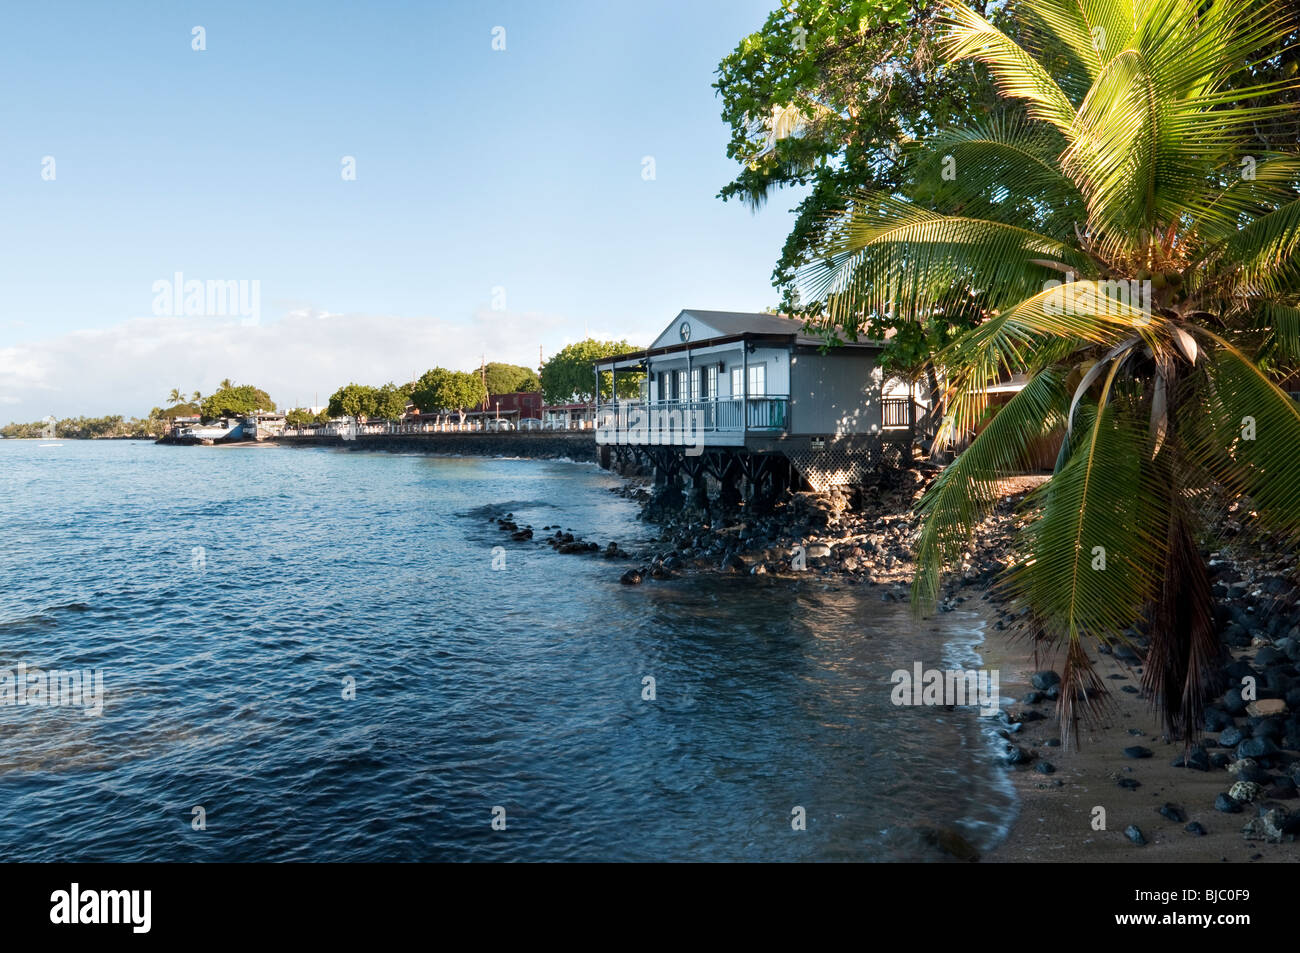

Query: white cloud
left=0, top=306, right=589, bottom=422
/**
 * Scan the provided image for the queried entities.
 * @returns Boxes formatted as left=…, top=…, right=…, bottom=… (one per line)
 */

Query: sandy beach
left=979, top=607, right=1299, bottom=863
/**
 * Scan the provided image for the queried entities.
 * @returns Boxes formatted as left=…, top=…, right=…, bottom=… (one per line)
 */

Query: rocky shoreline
left=489, top=462, right=1300, bottom=858
left=491, top=463, right=1020, bottom=599
left=236, top=431, right=599, bottom=461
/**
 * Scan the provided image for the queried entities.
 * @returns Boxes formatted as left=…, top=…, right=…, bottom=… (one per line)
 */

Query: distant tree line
left=2, top=414, right=164, bottom=439
left=6, top=344, right=652, bottom=438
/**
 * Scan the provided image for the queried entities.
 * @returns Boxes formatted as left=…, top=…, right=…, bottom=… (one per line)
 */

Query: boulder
left=1246, top=699, right=1288, bottom=717
left=1031, top=671, right=1061, bottom=691
left=1228, top=780, right=1263, bottom=803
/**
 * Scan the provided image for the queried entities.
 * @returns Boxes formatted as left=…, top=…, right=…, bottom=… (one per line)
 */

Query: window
left=748, top=363, right=766, bottom=397
left=690, top=367, right=701, bottom=402
left=676, top=370, right=688, bottom=402
left=706, top=365, right=718, bottom=399
left=731, top=367, right=743, bottom=398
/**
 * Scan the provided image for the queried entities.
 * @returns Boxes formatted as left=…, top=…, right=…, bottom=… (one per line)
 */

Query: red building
left=486, top=391, right=542, bottom=420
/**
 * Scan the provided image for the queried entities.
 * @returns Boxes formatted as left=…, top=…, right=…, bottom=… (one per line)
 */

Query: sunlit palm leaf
left=1184, top=331, right=1300, bottom=539
left=1009, top=365, right=1169, bottom=658
left=912, top=368, right=1069, bottom=608
left=799, top=194, right=1084, bottom=325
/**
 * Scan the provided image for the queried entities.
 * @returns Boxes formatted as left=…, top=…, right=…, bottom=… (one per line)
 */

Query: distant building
left=487, top=391, right=542, bottom=421
left=543, top=402, right=596, bottom=430
left=244, top=412, right=286, bottom=440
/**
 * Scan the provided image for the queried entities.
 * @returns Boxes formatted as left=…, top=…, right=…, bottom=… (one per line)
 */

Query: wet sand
left=977, top=604, right=1299, bottom=863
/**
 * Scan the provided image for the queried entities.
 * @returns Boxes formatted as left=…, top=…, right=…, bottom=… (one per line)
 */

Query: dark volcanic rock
left=1031, top=671, right=1061, bottom=691
left=1237, top=737, right=1281, bottom=759
left=619, top=569, right=644, bottom=585
left=1004, top=744, right=1033, bottom=765
left=1114, top=644, right=1143, bottom=662
left=1242, top=807, right=1300, bottom=843
left=1215, top=793, right=1243, bottom=813
left=1123, top=745, right=1153, bottom=759
left=1256, top=646, right=1286, bottom=667
left=1159, top=803, right=1187, bottom=823
left=1204, top=707, right=1233, bottom=732
left=1124, top=824, right=1147, bottom=846
left=1253, top=717, right=1283, bottom=741
left=1185, top=822, right=1207, bottom=836
left=1236, top=763, right=1271, bottom=784
left=913, top=826, right=981, bottom=862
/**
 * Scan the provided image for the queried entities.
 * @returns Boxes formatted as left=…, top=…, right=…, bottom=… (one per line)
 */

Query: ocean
left=0, top=439, right=1014, bottom=860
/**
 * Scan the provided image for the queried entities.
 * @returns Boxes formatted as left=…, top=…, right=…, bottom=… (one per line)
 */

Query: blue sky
left=0, top=0, right=806, bottom=419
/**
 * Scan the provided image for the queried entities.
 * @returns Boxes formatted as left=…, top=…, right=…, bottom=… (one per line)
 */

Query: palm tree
left=801, top=0, right=1300, bottom=738
left=219, top=378, right=235, bottom=390
left=167, top=388, right=184, bottom=406
left=191, top=391, right=202, bottom=403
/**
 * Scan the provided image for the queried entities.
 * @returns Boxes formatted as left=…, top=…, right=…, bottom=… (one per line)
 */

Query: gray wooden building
left=594, top=309, right=914, bottom=495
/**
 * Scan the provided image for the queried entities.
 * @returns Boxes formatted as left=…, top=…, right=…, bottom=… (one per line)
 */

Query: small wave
left=0, top=602, right=91, bottom=632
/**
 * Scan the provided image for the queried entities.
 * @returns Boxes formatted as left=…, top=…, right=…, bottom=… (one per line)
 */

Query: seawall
left=272, top=431, right=598, bottom=462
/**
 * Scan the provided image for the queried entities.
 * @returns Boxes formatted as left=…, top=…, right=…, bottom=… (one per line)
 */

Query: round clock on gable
left=679, top=321, right=691, bottom=342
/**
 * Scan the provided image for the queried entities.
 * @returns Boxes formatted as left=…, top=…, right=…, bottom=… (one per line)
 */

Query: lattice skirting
left=785, top=436, right=899, bottom=490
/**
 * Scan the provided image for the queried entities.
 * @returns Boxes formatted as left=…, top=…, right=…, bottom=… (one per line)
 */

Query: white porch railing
left=595, top=396, right=789, bottom=436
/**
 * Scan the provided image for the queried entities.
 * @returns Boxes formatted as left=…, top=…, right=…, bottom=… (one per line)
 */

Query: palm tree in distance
left=801, top=0, right=1300, bottom=738
left=167, top=389, right=184, bottom=406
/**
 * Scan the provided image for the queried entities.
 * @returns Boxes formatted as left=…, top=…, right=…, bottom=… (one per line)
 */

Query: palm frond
left=1183, top=331, right=1300, bottom=540
left=935, top=281, right=1159, bottom=441
left=912, top=367, right=1069, bottom=609
left=910, top=116, right=1084, bottom=236
left=799, top=194, right=1085, bottom=324
left=1008, top=360, right=1169, bottom=683
left=941, top=2, right=1080, bottom=133
left=1218, top=198, right=1300, bottom=298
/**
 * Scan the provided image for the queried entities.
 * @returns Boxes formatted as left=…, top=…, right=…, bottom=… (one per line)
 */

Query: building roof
left=673, top=309, right=840, bottom=347
left=599, top=308, right=884, bottom=368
